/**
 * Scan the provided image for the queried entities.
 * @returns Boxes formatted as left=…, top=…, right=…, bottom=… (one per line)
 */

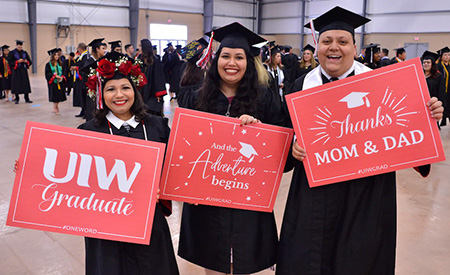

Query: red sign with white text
left=286, top=58, right=445, bottom=187
left=7, top=121, right=165, bottom=244
left=160, top=108, right=294, bottom=212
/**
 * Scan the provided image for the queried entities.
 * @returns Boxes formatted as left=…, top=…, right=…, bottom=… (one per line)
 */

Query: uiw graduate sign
left=160, top=108, right=294, bottom=212
left=286, top=58, right=445, bottom=187
left=7, top=121, right=165, bottom=244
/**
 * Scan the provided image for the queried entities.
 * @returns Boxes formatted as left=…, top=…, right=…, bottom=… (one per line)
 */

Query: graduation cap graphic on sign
left=239, top=142, right=258, bottom=163
left=339, top=92, right=371, bottom=109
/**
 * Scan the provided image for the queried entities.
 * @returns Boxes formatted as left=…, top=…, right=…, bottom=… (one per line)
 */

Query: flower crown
left=86, top=55, right=147, bottom=109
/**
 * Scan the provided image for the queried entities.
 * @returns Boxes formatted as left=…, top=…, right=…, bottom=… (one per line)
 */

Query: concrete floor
left=0, top=75, right=449, bottom=274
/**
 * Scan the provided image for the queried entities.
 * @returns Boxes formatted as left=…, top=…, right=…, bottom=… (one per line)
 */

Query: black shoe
left=75, top=113, right=84, bottom=117
left=15, top=101, right=18, bottom=104
left=26, top=100, right=33, bottom=103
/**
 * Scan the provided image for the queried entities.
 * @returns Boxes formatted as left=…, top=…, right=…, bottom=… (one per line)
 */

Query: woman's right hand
left=292, top=141, right=306, bottom=161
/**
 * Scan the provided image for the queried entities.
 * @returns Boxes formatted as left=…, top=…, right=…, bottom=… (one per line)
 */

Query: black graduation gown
left=437, top=62, right=450, bottom=123
left=8, top=49, right=32, bottom=94
left=168, top=52, right=182, bottom=93
left=0, top=55, right=12, bottom=90
left=84, top=56, right=98, bottom=121
left=141, top=57, right=167, bottom=115
left=281, top=53, right=299, bottom=90
left=78, top=115, right=179, bottom=275
left=426, top=73, right=446, bottom=107
left=277, top=74, right=430, bottom=275
left=389, top=57, right=400, bottom=65
left=73, top=53, right=90, bottom=108
left=379, top=57, right=391, bottom=67
left=45, top=62, right=67, bottom=103
left=178, top=87, right=284, bottom=274
left=62, top=58, right=75, bottom=90
left=177, top=83, right=201, bottom=108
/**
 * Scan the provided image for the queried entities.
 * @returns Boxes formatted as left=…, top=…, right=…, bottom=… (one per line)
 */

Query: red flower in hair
left=119, top=61, right=132, bottom=76
left=130, top=64, right=141, bottom=77
left=136, top=73, right=148, bottom=90
left=86, top=75, right=98, bottom=91
left=96, top=59, right=116, bottom=78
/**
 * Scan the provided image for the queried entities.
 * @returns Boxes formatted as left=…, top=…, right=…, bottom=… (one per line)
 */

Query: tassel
left=196, top=32, right=214, bottom=69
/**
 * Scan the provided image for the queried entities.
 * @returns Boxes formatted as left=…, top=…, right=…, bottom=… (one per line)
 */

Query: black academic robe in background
left=437, top=62, right=450, bottom=125
left=141, top=56, right=167, bottom=116
left=0, top=55, right=12, bottom=90
left=178, top=87, right=284, bottom=274
left=62, top=58, right=75, bottom=94
left=8, top=49, right=32, bottom=95
left=390, top=57, right=401, bottom=65
left=73, top=53, right=89, bottom=108
left=83, top=56, right=97, bottom=121
left=78, top=115, right=179, bottom=275
left=379, top=57, right=391, bottom=67
left=167, top=51, right=182, bottom=94
left=277, top=73, right=430, bottom=275
left=281, top=53, right=299, bottom=91
left=426, top=73, right=446, bottom=107
left=45, top=62, right=67, bottom=103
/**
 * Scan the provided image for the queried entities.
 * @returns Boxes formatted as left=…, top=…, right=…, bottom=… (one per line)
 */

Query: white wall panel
left=38, top=0, right=129, bottom=7
left=261, top=18, right=302, bottom=34
left=305, top=0, right=363, bottom=16
left=140, top=0, right=203, bottom=14
left=37, top=2, right=129, bottom=27
left=368, top=0, right=450, bottom=14
left=0, top=0, right=28, bottom=23
left=214, top=0, right=255, bottom=18
left=262, top=2, right=302, bottom=19
left=366, top=12, right=450, bottom=33
left=212, top=16, right=255, bottom=32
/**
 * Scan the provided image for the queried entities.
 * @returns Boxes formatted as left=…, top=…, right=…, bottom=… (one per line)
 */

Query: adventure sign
left=160, top=108, right=294, bottom=212
left=7, top=121, right=165, bottom=244
left=286, top=58, right=445, bottom=187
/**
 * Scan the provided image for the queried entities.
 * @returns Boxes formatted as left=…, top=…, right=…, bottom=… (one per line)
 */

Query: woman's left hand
left=239, top=114, right=260, bottom=126
left=428, top=97, right=444, bottom=120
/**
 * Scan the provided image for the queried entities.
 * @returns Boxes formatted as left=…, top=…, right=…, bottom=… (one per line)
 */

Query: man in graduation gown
left=380, top=48, right=391, bottom=67
left=390, top=47, right=406, bottom=65
left=8, top=40, right=32, bottom=104
left=62, top=52, right=75, bottom=95
left=71, top=42, right=90, bottom=117
left=281, top=45, right=300, bottom=93
left=277, top=6, right=443, bottom=275
left=437, top=46, right=450, bottom=126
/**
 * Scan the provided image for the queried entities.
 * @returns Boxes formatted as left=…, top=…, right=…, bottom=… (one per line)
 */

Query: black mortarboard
left=421, top=51, right=439, bottom=62
left=108, top=40, right=122, bottom=49
left=57, top=48, right=62, bottom=51
left=268, top=41, right=276, bottom=48
left=284, top=45, right=292, bottom=50
left=167, top=42, right=173, bottom=47
left=16, top=40, right=24, bottom=45
left=47, top=48, right=58, bottom=56
left=1, top=45, right=9, bottom=50
left=438, top=46, right=450, bottom=56
left=152, top=45, right=157, bottom=50
left=364, top=43, right=381, bottom=63
left=304, top=6, right=370, bottom=37
left=181, top=38, right=209, bottom=62
left=176, top=45, right=182, bottom=49
left=394, top=47, right=405, bottom=55
left=88, top=38, right=105, bottom=48
left=206, top=22, right=266, bottom=56
left=303, top=44, right=315, bottom=53
left=69, top=52, right=75, bottom=57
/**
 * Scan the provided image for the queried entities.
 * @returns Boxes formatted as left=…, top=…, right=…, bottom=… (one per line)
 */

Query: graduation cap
left=47, top=48, right=58, bottom=56
left=206, top=22, right=266, bottom=56
left=108, top=40, right=122, bottom=50
left=152, top=45, right=157, bottom=50
left=284, top=45, right=292, bottom=50
left=176, top=45, right=182, bottom=49
left=16, top=40, right=24, bottom=45
left=438, top=46, right=450, bottom=56
left=1, top=45, right=9, bottom=50
left=303, top=44, right=315, bottom=53
left=57, top=48, right=62, bottom=52
left=394, top=47, right=405, bottom=55
left=339, top=92, right=370, bottom=109
left=364, top=43, right=381, bottom=63
left=304, top=6, right=370, bottom=39
left=88, top=38, right=105, bottom=48
left=421, top=50, right=439, bottom=63
left=167, top=42, right=173, bottom=47
left=238, top=142, right=258, bottom=163
left=181, top=38, right=209, bottom=62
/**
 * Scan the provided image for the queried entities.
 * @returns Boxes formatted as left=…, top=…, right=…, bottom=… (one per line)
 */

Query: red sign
left=7, top=121, right=166, bottom=244
left=160, top=108, right=294, bottom=212
left=286, top=58, right=445, bottom=187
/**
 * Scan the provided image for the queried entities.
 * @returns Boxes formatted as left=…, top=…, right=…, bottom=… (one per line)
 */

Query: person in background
left=8, top=40, right=32, bottom=104
left=85, top=38, right=107, bottom=121
left=79, top=51, right=179, bottom=275
left=177, top=38, right=209, bottom=108
left=280, top=45, right=299, bottom=93
left=277, top=7, right=443, bottom=275
left=109, top=40, right=122, bottom=53
left=363, top=43, right=381, bottom=69
left=139, top=39, right=167, bottom=116
left=390, top=47, right=406, bottom=64
left=153, top=45, right=161, bottom=60
left=71, top=42, right=89, bottom=118
left=422, top=50, right=446, bottom=124
left=62, top=52, right=75, bottom=96
left=57, top=48, right=66, bottom=63
left=178, top=22, right=283, bottom=275
left=294, top=44, right=318, bottom=81
left=45, top=48, right=66, bottom=115
left=124, top=43, right=134, bottom=58
left=437, top=46, right=450, bottom=126
left=264, top=46, right=285, bottom=105
left=0, top=45, right=12, bottom=102
left=379, top=48, right=390, bottom=67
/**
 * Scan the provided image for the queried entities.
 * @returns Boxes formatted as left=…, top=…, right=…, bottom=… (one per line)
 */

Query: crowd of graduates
left=1, top=5, right=447, bottom=275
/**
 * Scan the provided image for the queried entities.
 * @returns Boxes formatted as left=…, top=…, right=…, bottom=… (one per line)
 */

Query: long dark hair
left=94, top=73, right=148, bottom=126
left=141, top=39, right=154, bottom=66
left=180, top=61, right=204, bottom=86
left=51, top=52, right=61, bottom=66
left=196, top=47, right=261, bottom=117
left=423, top=57, right=440, bottom=79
